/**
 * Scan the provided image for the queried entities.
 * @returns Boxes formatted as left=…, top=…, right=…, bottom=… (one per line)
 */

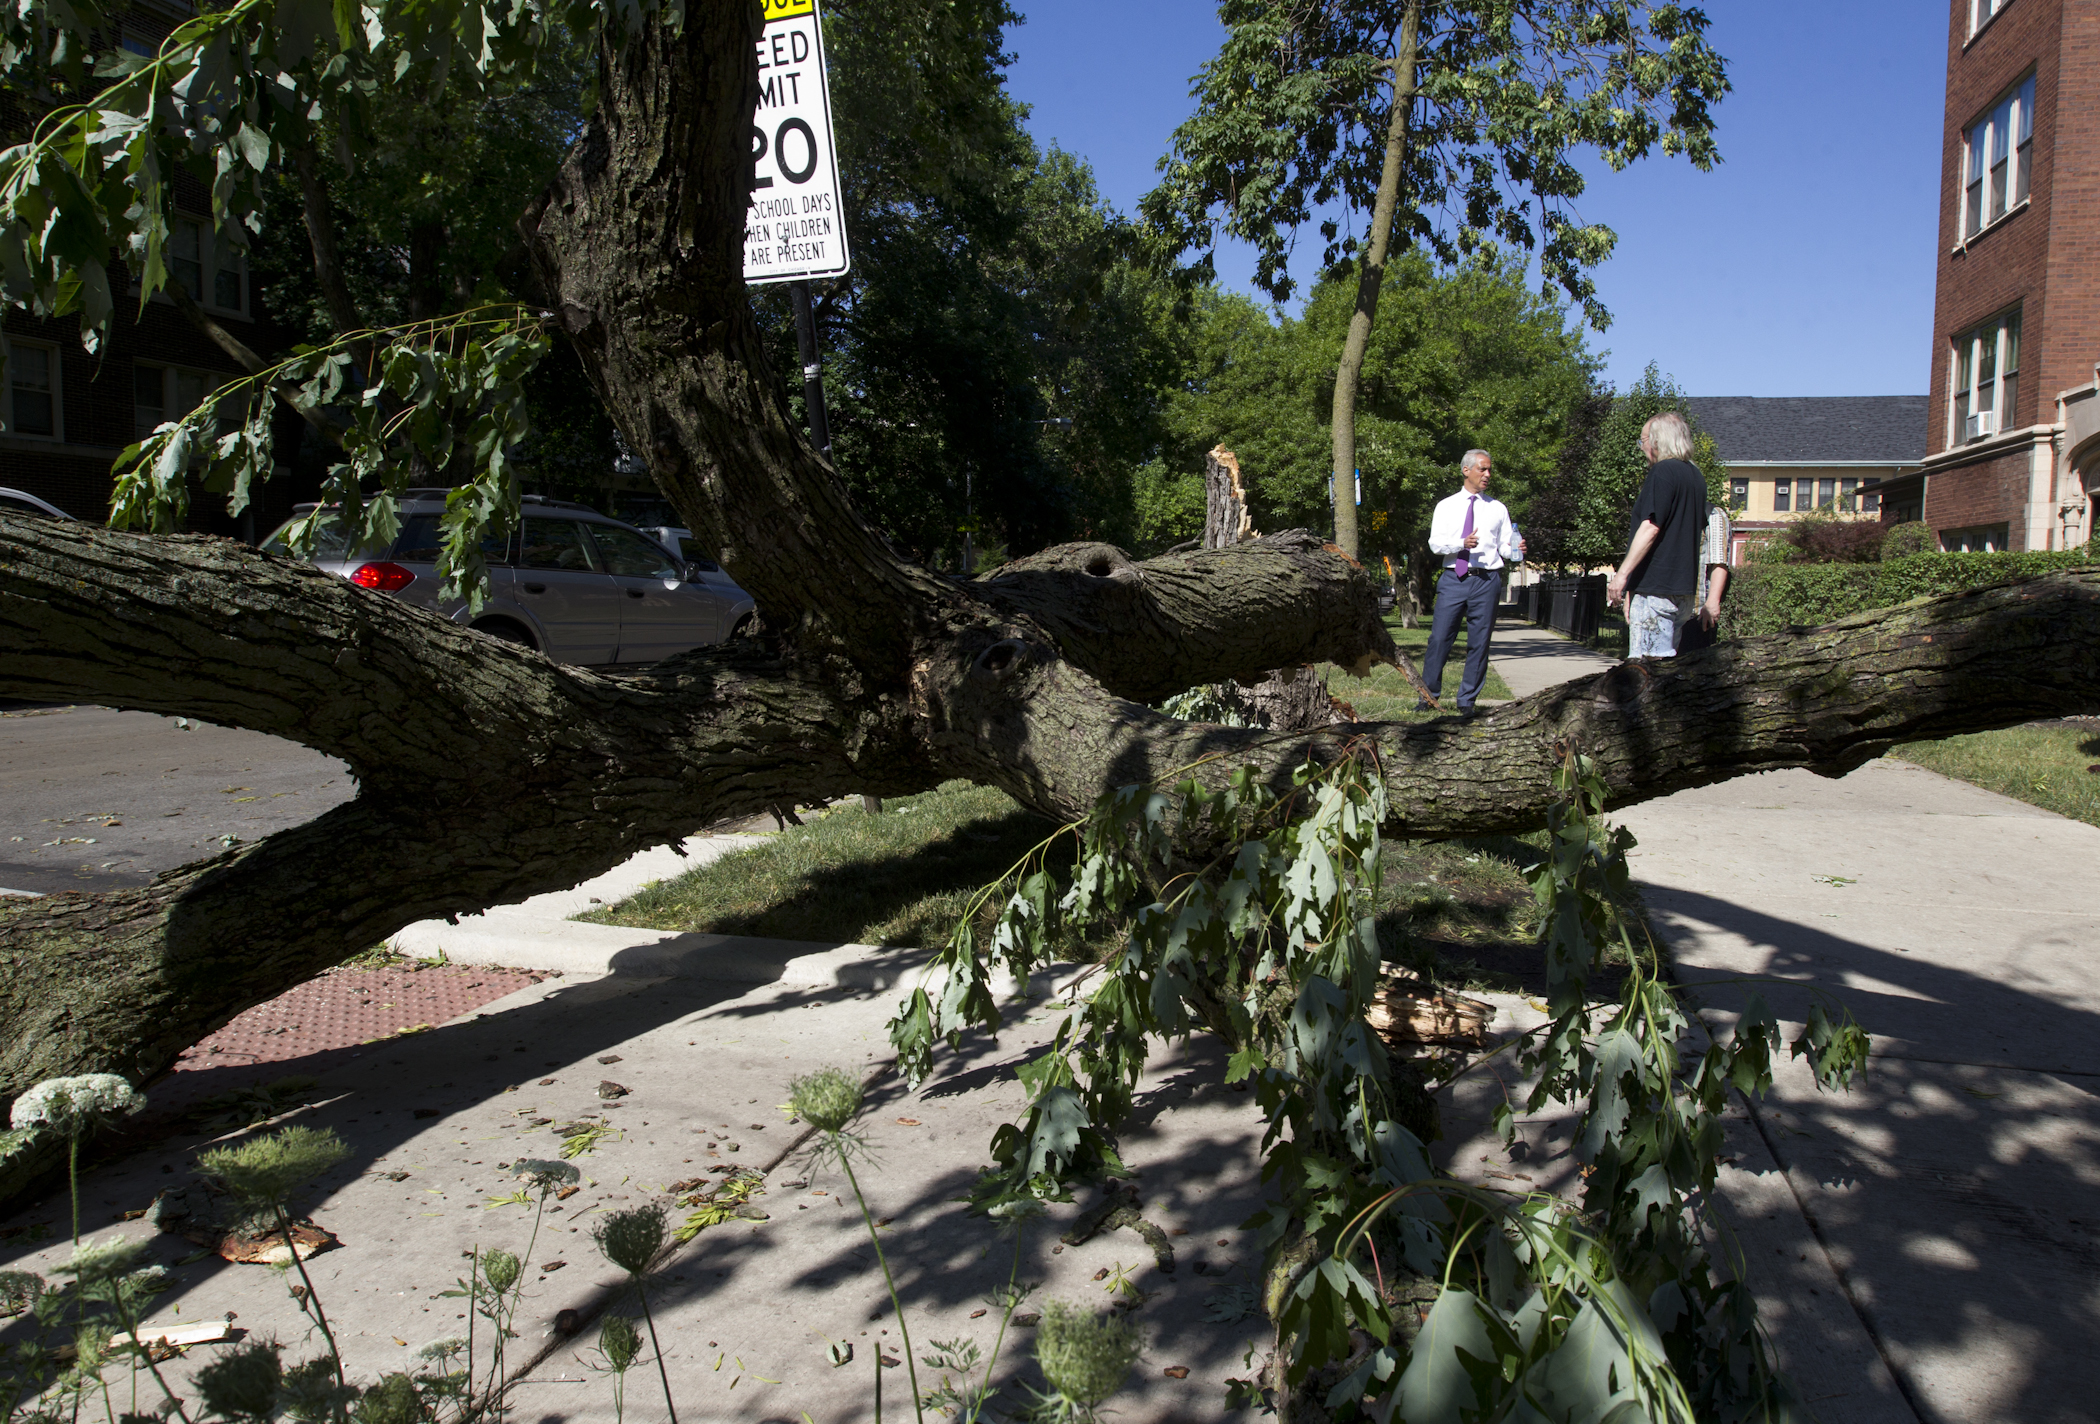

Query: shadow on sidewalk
left=1651, top=887, right=2100, bottom=1424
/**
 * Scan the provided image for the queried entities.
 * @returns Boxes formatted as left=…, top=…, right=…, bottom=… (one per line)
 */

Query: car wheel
left=729, top=615, right=755, bottom=641
left=472, top=618, right=538, bottom=651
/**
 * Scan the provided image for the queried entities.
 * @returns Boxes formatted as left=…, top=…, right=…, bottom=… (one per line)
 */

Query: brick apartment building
left=0, top=0, right=308, bottom=540
left=0, top=246, right=303, bottom=537
left=1872, top=0, right=2099, bottom=549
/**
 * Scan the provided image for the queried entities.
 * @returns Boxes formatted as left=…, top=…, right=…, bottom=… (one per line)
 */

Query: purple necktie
left=1455, top=496, right=1477, bottom=577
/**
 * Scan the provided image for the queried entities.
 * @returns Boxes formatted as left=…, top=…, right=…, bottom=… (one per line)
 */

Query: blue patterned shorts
left=1628, top=593, right=1697, bottom=659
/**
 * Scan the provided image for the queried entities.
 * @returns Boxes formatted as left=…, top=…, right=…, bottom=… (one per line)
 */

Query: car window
left=674, top=537, right=721, bottom=572
left=588, top=524, right=681, bottom=579
left=392, top=514, right=514, bottom=565
left=519, top=519, right=599, bottom=571
left=260, top=511, right=389, bottom=560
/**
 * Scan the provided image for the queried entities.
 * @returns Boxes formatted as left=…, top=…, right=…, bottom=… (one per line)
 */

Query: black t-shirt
left=1626, top=458, right=1707, bottom=596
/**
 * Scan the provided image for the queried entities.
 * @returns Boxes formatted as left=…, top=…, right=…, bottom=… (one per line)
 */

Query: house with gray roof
left=1682, top=395, right=1930, bottom=560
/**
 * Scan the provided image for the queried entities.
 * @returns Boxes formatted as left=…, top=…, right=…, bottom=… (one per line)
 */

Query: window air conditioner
left=1965, top=411, right=1996, bottom=441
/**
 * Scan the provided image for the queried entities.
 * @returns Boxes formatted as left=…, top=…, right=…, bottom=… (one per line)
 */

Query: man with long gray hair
left=1606, top=410, right=1709, bottom=657
left=1417, top=448, right=1522, bottom=717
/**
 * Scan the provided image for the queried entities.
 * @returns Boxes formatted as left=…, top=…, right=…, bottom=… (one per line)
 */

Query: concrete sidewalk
left=1617, top=760, right=2100, bottom=1424
left=1481, top=613, right=1619, bottom=697
left=1459, top=615, right=2096, bottom=1420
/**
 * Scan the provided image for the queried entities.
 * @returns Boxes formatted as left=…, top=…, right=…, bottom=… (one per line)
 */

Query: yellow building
left=1683, top=396, right=1929, bottom=559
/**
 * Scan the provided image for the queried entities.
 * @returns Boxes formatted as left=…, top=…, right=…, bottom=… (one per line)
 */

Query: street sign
left=744, top=0, right=850, bottom=286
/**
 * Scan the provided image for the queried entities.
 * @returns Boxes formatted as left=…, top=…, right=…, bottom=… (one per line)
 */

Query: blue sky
left=1001, top=2, right=1949, bottom=399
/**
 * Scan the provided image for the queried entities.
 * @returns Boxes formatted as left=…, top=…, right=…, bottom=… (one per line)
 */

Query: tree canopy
left=1143, top=0, right=1729, bottom=319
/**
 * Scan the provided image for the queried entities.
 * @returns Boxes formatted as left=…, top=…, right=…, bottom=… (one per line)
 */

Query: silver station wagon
left=263, top=493, right=756, bottom=666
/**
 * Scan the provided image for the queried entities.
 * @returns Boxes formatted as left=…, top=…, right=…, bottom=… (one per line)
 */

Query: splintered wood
left=1203, top=446, right=1257, bottom=550
left=1367, top=979, right=1494, bottom=1048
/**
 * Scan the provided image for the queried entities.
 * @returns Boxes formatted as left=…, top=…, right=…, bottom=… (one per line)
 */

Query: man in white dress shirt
left=1417, top=449, right=1522, bottom=717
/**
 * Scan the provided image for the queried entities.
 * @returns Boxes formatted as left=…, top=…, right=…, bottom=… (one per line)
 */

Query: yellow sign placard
left=760, top=0, right=814, bottom=19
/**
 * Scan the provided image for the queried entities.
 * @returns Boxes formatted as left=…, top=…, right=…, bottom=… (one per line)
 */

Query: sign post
left=746, top=0, right=848, bottom=463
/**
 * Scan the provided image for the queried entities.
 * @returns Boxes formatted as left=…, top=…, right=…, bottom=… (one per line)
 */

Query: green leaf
left=234, top=124, right=270, bottom=172
left=1225, top=1046, right=1265, bottom=1083
left=1390, top=1288, right=1495, bottom=1424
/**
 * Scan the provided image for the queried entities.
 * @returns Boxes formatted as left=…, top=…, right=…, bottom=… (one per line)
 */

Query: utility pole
left=789, top=281, right=832, bottom=461
left=788, top=278, right=874, bottom=814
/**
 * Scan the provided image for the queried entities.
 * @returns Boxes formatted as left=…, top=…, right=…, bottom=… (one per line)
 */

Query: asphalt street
left=0, top=703, right=354, bottom=895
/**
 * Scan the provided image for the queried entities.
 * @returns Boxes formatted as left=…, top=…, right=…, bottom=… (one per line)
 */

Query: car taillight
left=349, top=562, right=414, bottom=592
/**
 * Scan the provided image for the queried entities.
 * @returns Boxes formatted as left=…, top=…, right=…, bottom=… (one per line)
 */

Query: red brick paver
left=150, top=961, right=546, bottom=1119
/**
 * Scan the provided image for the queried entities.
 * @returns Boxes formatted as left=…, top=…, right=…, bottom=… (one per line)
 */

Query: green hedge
left=1720, top=551, right=2096, bottom=638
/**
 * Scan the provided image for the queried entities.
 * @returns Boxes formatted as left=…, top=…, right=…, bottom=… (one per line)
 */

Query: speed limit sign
left=744, top=0, right=850, bottom=284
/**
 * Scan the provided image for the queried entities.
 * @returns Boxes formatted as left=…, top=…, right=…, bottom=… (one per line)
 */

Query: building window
left=1730, top=477, right=1748, bottom=509
left=1969, top=0, right=2010, bottom=35
left=6, top=343, right=59, bottom=438
left=134, top=363, right=232, bottom=440
left=1962, top=74, right=2034, bottom=239
left=1952, top=309, right=2019, bottom=443
left=1940, top=523, right=2009, bottom=553
left=166, top=218, right=246, bottom=316
left=1772, top=478, right=1791, bottom=514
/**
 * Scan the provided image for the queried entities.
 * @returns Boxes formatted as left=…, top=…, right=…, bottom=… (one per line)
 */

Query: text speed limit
left=744, top=0, right=850, bottom=285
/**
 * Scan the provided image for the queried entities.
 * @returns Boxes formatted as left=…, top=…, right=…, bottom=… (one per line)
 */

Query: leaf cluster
left=0, top=0, right=646, bottom=596
left=895, top=743, right=1869, bottom=1418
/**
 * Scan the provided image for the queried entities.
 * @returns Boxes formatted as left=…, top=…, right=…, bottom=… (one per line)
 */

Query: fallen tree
left=2, top=4, right=2098, bottom=1212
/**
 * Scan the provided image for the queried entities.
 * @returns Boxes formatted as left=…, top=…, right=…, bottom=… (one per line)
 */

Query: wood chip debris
left=1366, top=980, right=1494, bottom=1047
left=111, top=1318, right=238, bottom=1351
left=215, top=1221, right=339, bottom=1266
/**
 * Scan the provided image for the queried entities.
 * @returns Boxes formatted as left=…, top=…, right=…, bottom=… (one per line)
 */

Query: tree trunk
left=1, top=5, right=2096, bottom=1210
left=1327, top=1, right=1421, bottom=561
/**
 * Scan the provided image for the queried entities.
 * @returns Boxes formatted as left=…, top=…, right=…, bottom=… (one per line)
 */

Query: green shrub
left=1778, top=510, right=1885, bottom=564
left=1881, top=521, right=1935, bottom=558
left=1721, top=550, right=2095, bottom=638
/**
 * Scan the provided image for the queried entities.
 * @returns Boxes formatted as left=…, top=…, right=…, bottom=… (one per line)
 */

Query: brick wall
left=1928, top=0, right=2069, bottom=455
left=1922, top=0, right=2100, bottom=548
left=2042, top=0, right=2100, bottom=411
left=1925, top=447, right=2036, bottom=541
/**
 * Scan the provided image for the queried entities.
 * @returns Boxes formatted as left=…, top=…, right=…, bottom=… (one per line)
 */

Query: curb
left=385, top=835, right=1099, bottom=1001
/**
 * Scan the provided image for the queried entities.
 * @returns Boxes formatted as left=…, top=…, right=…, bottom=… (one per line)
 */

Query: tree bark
left=0, top=4, right=2095, bottom=1210
left=1327, top=1, right=1420, bottom=561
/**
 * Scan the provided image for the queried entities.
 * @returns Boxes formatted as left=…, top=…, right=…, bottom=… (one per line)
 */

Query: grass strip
left=1319, top=616, right=1515, bottom=719
left=581, top=773, right=1611, bottom=995
left=578, top=781, right=1069, bottom=948
left=1891, top=722, right=2100, bottom=830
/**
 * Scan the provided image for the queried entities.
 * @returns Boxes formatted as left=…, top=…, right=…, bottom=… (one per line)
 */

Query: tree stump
left=1204, top=447, right=1341, bottom=733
